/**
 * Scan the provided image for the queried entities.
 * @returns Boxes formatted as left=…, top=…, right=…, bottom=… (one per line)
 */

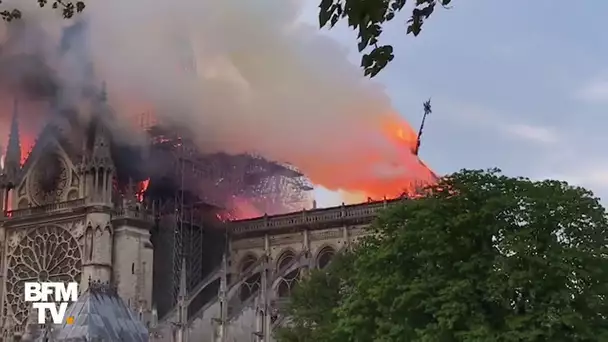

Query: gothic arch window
left=276, top=250, right=295, bottom=272
left=17, top=199, right=29, bottom=210
left=85, top=225, right=94, bottom=261
left=277, top=268, right=299, bottom=298
left=5, top=225, right=82, bottom=325
left=276, top=250, right=299, bottom=298
left=316, top=246, right=336, bottom=269
left=239, top=255, right=260, bottom=302
left=239, top=254, right=257, bottom=273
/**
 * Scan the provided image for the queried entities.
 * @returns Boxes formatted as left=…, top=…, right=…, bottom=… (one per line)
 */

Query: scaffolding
left=142, top=122, right=313, bottom=318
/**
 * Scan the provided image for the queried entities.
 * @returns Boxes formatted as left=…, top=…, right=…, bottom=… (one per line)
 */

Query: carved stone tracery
left=29, top=153, right=69, bottom=206
left=276, top=251, right=299, bottom=298
left=5, top=225, right=82, bottom=325
left=239, top=255, right=261, bottom=302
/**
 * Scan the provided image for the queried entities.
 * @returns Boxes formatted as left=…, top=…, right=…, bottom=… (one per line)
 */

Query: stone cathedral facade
left=0, top=91, right=401, bottom=341
left=0, top=93, right=154, bottom=341
left=149, top=199, right=392, bottom=342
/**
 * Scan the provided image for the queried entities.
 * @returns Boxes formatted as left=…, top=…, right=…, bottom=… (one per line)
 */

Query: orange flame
left=305, top=114, right=436, bottom=203
left=384, top=119, right=418, bottom=153
left=0, top=90, right=435, bottom=213
left=230, top=196, right=261, bottom=220
left=216, top=196, right=262, bottom=221
left=20, top=136, right=34, bottom=166
left=136, top=178, right=150, bottom=202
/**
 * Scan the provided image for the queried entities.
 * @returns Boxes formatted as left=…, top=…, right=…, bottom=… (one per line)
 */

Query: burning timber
left=140, top=123, right=314, bottom=317
left=145, top=124, right=313, bottom=219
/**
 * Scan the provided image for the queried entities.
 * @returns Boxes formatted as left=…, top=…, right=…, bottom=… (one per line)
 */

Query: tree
left=319, top=0, right=452, bottom=77
left=0, top=0, right=84, bottom=22
left=278, top=169, right=608, bottom=342
left=1, top=0, right=447, bottom=78
left=275, top=251, right=356, bottom=342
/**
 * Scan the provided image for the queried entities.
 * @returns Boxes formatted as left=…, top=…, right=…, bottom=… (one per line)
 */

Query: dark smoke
left=0, top=54, right=59, bottom=100
left=0, top=0, right=436, bottom=202
left=0, top=20, right=59, bottom=103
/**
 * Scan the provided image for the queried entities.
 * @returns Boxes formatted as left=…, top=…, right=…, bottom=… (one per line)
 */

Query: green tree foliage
left=278, top=169, right=608, bottom=342
left=0, top=0, right=84, bottom=21
left=319, top=0, right=452, bottom=77
left=275, top=251, right=356, bottom=342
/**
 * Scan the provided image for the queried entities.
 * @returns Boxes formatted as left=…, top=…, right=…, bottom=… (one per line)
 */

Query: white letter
left=32, top=302, right=52, bottom=324
left=24, top=283, right=41, bottom=302
left=48, top=303, right=69, bottom=325
left=41, top=283, right=55, bottom=302
left=57, top=283, right=78, bottom=302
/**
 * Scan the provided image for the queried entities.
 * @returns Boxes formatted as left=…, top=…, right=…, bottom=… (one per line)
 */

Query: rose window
left=5, top=225, right=82, bottom=325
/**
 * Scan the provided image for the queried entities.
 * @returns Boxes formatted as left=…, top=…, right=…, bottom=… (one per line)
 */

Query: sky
left=310, top=0, right=608, bottom=207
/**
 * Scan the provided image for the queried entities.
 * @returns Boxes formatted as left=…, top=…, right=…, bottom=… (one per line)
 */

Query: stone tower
left=0, top=87, right=154, bottom=340
left=80, top=85, right=155, bottom=320
left=80, top=86, right=115, bottom=289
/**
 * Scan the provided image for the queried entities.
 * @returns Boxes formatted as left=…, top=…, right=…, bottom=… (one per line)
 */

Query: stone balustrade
left=229, top=198, right=403, bottom=235
left=113, top=207, right=153, bottom=222
left=5, top=198, right=86, bottom=218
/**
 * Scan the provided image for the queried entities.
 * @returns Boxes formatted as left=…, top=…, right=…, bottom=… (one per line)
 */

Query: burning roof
left=0, top=10, right=438, bottom=211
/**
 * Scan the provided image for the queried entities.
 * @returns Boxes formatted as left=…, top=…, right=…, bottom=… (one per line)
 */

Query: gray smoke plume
left=0, top=0, right=435, bottom=199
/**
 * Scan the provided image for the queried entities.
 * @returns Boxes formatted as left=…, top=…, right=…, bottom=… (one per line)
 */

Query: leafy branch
left=0, top=0, right=85, bottom=22
left=319, top=0, right=452, bottom=77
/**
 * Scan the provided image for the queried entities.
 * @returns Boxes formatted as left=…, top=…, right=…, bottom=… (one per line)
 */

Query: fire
left=216, top=196, right=262, bottom=221
left=384, top=119, right=418, bottom=153
left=302, top=114, right=437, bottom=203
left=229, top=196, right=261, bottom=220
left=361, top=116, right=437, bottom=199
left=136, top=178, right=150, bottom=202
left=0, top=131, right=34, bottom=168
left=20, top=136, right=34, bottom=166
left=0, top=95, right=434, bottom=216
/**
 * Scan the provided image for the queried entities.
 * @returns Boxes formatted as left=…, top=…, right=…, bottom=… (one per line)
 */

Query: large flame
left=229, top=196, right=262, bottom=219
left=305, top=114, right=436, bottom=203
left=384, top=119, right=419, bottom=152
left=0, top=0, right=439, bottom=211
left=215, top=196, right=262, bottom=221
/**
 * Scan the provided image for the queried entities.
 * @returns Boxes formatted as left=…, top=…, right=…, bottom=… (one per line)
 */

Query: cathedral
left=0, top=87, right=401, bottom=341
left=0, top=87, right=156, bottom=340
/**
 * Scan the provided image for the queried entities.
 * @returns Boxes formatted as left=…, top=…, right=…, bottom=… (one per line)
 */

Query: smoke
left=0, top=0, right=435, bottom=199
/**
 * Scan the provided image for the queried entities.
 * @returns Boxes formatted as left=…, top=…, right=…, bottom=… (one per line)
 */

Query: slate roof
left=41, top=280, right=149, bottom=342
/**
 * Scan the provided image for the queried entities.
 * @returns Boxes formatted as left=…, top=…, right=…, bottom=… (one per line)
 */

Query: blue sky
left=311, top=1, right=608, bottom=207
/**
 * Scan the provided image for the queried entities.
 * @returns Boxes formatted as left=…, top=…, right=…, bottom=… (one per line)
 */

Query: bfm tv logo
left=24, top=282, right=78, bottom=324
